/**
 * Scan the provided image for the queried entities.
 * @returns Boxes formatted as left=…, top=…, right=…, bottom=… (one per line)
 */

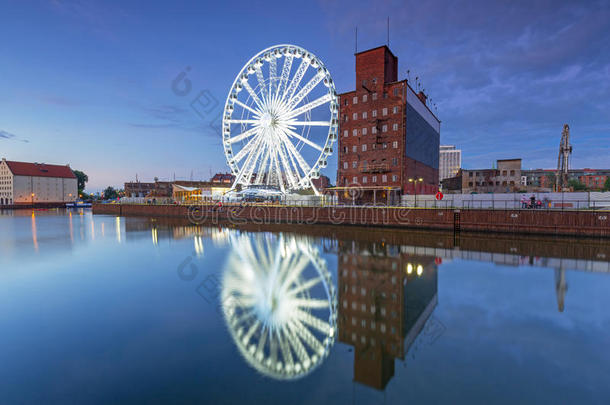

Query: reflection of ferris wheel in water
left=222, top=45, right=339, bottom=195
left=221, top=233, right=337, bottom=380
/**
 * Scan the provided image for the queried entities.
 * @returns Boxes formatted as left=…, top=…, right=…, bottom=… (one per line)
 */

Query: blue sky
left=1, top=0, right=609, bottom=191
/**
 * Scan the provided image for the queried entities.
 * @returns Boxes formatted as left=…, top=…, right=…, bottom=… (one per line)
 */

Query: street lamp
left=31, top=193, right=35, bottom=205
left=408, top=178, right=424, bottom=207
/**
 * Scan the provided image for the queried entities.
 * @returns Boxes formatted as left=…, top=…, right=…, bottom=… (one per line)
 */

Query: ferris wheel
left=222, top=45, right=339, bottom=195
left=221, top=233, right=337, bottom=379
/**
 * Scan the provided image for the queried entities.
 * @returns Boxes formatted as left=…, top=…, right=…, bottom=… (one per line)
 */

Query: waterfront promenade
left=93, top=203, right=610, bottom=238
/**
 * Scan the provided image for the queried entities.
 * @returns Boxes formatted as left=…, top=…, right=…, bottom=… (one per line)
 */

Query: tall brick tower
left=333, top=46, right=440, bottom=204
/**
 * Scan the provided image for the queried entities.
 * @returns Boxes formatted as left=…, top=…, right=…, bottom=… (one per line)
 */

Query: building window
left=372, top=77, right=377, bottom=84
left=352, top=161, right=357, bottom=168
left=362, top=94, right=368, bottom=102
left=469, top=182, right=473, bottom=186
left=392, top=157, right=398, bottom=166
left=362, top=144, right=367, bottom=152
left=392, top=123, right=398, bottom=131
left=383, top=92, right=388, bottom=99
left=372, top=126, right=377, bottom=134
left=352, top=112, right=357, bottom=120
left=469, top=172, right=473, bottom=177
left=510, top=170, right=515, bottom=176
left=343, top=115, right=348, bottom=122
left=352, top=146, right=357, bottom=152
left=383, top=143, right=387, bottom=149
left=352, top=129, right=357, bottom=136
left=343, top=98, right=348, bottom=106
left=372, top=175, right=377, bottom=182
left=343, top=146, right=348, bottom=153
left=382, top=108, right=388, bottom=116
left=343, top=162, right=348, bottom=169
left=372, top=92, right=377, bottom=100
left=372, top=109, right=377, bottom=117
left=393, top=106, right=398, bottom=114
left=392, top=141, right=398, bottom=148
left=343, top=130, right=348, bottom=137
left=362, top=127, right=367, bottom=135
left=393, top=88, right=399, bottom=96
left=392, top=175, right=397, bottom=182
left=362, top=176, right=367, bottom=184
left=362, top=111, right=368, bottom=119
left=382, top=124, right=387, bottom=133
left=353, top=96, right=358, bottom=104
left=352, top=176, right=358, bottom=183
left=502, top=170, right=507, bottom=176
left=382, top=175, right=387, bottom=182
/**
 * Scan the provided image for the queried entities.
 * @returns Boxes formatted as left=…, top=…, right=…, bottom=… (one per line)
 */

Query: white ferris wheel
left=221, top=233, right=337, bottom=379
left=222, top=45, right=339, bottom=195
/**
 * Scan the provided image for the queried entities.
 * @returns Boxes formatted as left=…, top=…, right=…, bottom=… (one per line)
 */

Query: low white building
left=0, top=158, right=78, bottom=205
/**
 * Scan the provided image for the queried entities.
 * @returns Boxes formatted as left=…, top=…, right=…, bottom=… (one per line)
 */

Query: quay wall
left=92, top=204, right=610, bottom=238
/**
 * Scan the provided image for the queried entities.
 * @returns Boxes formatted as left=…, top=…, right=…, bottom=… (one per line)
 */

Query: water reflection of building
left=338, top=241, right=438, bottom=390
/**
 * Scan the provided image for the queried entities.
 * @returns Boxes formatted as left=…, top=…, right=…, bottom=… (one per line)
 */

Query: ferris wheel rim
left=222, top=44, right=338, bottom=193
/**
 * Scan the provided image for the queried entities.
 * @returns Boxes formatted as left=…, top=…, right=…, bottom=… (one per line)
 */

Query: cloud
left=0, top=130, right=17, bottom=139
left=0, top=130, right=29, bottom=143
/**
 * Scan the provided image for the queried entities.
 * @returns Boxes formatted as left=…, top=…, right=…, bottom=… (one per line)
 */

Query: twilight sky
left=1, top=0, right=609, bottom=191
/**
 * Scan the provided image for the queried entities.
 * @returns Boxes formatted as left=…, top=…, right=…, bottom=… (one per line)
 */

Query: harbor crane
left=555, top=124, right=572, bottom=191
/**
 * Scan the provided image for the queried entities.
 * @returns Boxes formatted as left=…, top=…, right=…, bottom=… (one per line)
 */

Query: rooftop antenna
left=355, top=27, right=358, bottom=53
left=415, top=76, right=419, bottom=91
left=407, top=69, right=411, bottom=83
left=387, top=17, right=390, bottom=47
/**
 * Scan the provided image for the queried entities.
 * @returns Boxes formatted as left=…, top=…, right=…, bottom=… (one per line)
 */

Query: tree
left=604, top=177, right=610, bottom=192
left=73, top=170, right=89, bottom=194
left=568, top=179, right=586, bottom=191
left=102, top=186, right=118, bottom=200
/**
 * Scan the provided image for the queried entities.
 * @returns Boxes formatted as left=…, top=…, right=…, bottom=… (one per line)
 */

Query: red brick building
left=333, top=46, right=440, bottom=204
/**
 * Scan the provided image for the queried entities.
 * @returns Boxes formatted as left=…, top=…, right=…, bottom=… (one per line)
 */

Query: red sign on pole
left=435, top=191, right=444, bottom=201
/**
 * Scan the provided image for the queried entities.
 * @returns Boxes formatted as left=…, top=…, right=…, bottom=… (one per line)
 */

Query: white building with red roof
left=0, top=158, right=78, bottom=205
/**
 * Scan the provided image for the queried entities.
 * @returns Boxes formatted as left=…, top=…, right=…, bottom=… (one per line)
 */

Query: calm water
left=1, top=209, right=609, bottom=404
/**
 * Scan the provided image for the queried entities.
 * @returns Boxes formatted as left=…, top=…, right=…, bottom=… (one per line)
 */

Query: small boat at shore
left=66, top=201, right=92, bottom=208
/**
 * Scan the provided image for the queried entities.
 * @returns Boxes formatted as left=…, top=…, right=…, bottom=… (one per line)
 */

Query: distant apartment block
left=439, top=145, right=461, bottom=182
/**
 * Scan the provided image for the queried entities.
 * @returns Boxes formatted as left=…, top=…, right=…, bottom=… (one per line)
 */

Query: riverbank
left=92, top=203, right=610, bottom=238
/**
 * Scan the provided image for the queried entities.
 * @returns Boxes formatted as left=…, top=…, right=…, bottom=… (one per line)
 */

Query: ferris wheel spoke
left=269, top=57, right=277, bottom=95
left=255, top=66, right=267, bottom=100
left=287, top=73, right=324, bottom=109
left=254, top=144, right=272, bottom=184
left=294, top=298, right=330, bottom=309
left=242, top=319, right=261, bottom=346
left=228, top=126, right=260, bottom=144
left=278, top=329, right=295, bottom=370
left=290, top=318, right=325, bottom=354
left=283, top=59, right=308, bottom=102
left=284, top=94, right=331, bottom=120
left=276, top=142, right=299, bottom=188
left=227, top=119, right=259, bottom=125
left=243, top=80, right=264, bottom=109
left=272, top=148, right=286, bottom=193
left=288, top=277, right=321, bottom=297
left=276, top=54, right=294, bottom=100
left=281, top=140, right=304, bottom=180
left=295, top=309, right=332, bottom=335
left=233, top=99, right=262, bottom=117
left=232, top=134, right=261, bottom=163
left=285, top=323, right=310, bottom=365
left=278, top=130, right=312, bottom=177
left=283, top=127, right=324, bottom=152
left=286, top=121, right=331, bottom=127
left=234, top=135, right=265, bottom=184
